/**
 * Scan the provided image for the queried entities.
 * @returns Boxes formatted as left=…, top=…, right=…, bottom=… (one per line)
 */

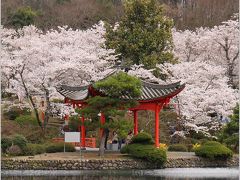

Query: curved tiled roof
left=121, top=81, right=185, bottom=100
left=56, top=80, right=185, bottom=101
left=56, top=85, right=89, bottom=101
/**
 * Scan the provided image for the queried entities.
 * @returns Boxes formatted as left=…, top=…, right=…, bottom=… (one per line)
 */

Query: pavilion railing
left=52, top=137, right=96, bottom=148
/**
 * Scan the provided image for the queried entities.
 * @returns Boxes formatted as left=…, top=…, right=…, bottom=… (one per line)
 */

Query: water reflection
left=2, top=168, right=239, bottom=180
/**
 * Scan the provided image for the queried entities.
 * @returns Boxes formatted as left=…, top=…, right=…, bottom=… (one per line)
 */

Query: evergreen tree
left=80, top=72, right=142, bottom=156
left=105, top=0, right=176, bottom=77
left=218, top=104, right=239, bottom=152
left=9, top=6, right=38, bottom=28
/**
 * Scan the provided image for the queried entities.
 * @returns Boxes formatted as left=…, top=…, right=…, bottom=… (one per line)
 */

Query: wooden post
left=133, top=110, right=138, bottom=135
left=41, top=111, right=45, bottom=123
left=81, top=115, right=86, bottom=147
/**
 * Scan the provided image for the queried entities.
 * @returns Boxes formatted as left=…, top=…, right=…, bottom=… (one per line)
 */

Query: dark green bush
left=120, top=145, right=129, bottom=154
left=45, top=142, right=76, bottom=153
left=4, top=108, right=21, bottom=120
left=4, top=107, right=31, bottom=120
left=195, top=141, right=233, bottom=160
left=12, top=134, right=27, bottom=149
left=23, top=144, right=46, bottom=155
left=130, top=132, right=154, bottom=145
left=168, top=144, right=188, bottom=152
left=1, top=137, right=12, bottom=153
left=121, top=143, right=166, bottom=166
left=15, top=115, right=38, bottom=126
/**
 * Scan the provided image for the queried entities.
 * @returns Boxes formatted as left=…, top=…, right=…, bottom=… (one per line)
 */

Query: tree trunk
left=43, top=87, right=51, bottom=132
left=98, top=128, right=107, bottom=157
left=19, top=71, right=43, bottom=131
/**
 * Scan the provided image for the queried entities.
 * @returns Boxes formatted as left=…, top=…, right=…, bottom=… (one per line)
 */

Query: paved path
left=6, top=151, right=198, bottom=161
left=167, top=152, right=196, bottom=159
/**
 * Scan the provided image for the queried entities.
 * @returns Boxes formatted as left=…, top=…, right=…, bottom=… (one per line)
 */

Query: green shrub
left=168, top=144, right=188, bottom=152
left=51, top=99, right=64, bottom=103
left=7, top=145, right=22, bottom=156
left=1, top=137, right=13, bottom=153
left=130, top=132, right=154, bottom=145
left=121, top=144, right=167, bottom=166
left=15, top=115, right=38, bottom=126
left=120, top=145, right=129, bottom=154
left=4, top=107, right=21, bottom=120
left=3, top=107, right=31, bottom=120
left=146, top=148, right=167, bottom=165
left=69, top=115, right=81, bottom=132
left=203, top=141, right=222, bottom=146
left=23, top=144, right=46, bottom=156
left=45, top=142, right=76, bottom=153
left=195, top=141, right=233, bottom=160
left=12, top=134, right=27, bottom=149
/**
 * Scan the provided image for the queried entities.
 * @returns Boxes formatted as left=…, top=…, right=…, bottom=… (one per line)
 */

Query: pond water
left=2, top=168, right=239, bottom=180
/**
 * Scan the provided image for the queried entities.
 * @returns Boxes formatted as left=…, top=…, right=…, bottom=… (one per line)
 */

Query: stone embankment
left=2, top=156, right=238, bottom=170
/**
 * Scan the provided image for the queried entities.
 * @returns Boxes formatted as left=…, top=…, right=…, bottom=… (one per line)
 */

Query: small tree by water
left=80, top=72, right=142, bottom=156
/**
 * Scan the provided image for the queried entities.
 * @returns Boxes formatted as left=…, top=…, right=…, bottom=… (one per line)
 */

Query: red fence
left=52, top=137, right=96, bottom=148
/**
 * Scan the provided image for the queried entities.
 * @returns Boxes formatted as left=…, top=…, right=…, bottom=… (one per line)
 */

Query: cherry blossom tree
left=167, top=15, right=239, bottom=136
left=173, top=15, right=239, bottom=88
left=1, top=22, right=117, bottom=132
left=162, top=61, right=238, bottom=122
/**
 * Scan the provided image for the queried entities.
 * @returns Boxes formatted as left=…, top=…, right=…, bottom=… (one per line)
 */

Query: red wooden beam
left=130, top=102, right=157, bottom=111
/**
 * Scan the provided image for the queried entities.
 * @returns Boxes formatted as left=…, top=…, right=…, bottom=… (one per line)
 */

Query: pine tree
left=105, top=0, right=176, bottom=77
left=80, top=72, right=142, bottom=156
left=218, top=104, right=239, bottom=152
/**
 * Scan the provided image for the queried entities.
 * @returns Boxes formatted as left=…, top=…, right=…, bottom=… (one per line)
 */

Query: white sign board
left=64, top=132, right=80, bottom=142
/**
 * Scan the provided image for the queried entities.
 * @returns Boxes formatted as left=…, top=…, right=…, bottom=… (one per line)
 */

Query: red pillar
left=133, top=110, right=138, bottom=135
left=100, top=113, right=105, bottom=137
left=81, top=115, right=86, bottom=147
left=155, top=104, right=160, bottom=148
left=64, top=114, right=69, bottom=122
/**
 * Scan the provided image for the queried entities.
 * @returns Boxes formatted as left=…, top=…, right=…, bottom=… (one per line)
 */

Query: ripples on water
left=2, top=168, right=239, bottom=180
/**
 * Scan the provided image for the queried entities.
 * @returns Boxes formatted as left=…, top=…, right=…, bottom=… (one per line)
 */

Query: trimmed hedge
left=45, top=142, right=76, bottom=153
left=121, top=144, right=166, bottom=166
left=168, top=144, right=188, bottom=152
left=130, top=132, right=154, bottom=145
left=23, top=144, right=46, bottom=155
left=121, top=132, right=166, bottom=167
left=195, top=141, right=233, bottom=160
